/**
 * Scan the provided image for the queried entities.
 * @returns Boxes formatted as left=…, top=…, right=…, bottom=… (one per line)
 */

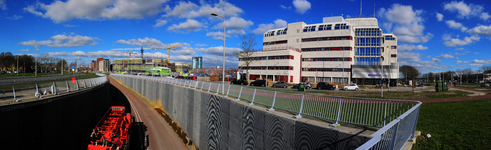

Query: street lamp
left=33, top=46, right=40, bottom=77
left=211, top=13, right=226, bottom=95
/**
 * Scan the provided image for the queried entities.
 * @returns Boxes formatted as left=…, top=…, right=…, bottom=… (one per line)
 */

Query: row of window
left=303, top=23, right=350, bottom=32
left=263, top=40, right=287, bottom=46
left=302, top=68, right=350, bottom=72
left=355, top=28, right=382, bottom=36
left=247, top=66, right=293, bottom=70
left=355, top=57, right=381, bottom=65
left=238, top=55, right=294, bottom=61
left=277, top=28, right=287, bottom=35
left=302, top=36, right=352, bottom=42
left=302, top=77, right=349, bottom=83
left=265, top=31, right=275, bottom=37
left=355, top=48, right=381, bottom=56
left=385, top=37, right=395, bottom=40
left=302, top=47, right=351, bottom=51
left=302, top=57, right=352, bottom=61
left=356, top=38, right=382, bottom=46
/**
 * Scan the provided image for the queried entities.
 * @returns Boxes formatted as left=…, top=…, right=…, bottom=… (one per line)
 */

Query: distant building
left=216, top=65, right=222, bottom=69
left=99, top=59, right=110, bottom=72
left=192, top=57, right=203, bottom=69
left=96, top=58, right=104, bottom=71
left=193, top=68, right=239, bottom=77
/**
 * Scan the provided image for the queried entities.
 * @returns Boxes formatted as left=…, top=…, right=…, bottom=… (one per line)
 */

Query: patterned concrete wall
left=111, top=75, right=370, bottom=150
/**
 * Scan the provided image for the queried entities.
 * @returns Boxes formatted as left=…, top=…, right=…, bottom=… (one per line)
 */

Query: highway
left=108, top=75, right=188, bottom=150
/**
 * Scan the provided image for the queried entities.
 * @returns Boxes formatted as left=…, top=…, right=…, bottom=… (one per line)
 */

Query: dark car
left=316, top=82, right=335, bottom=90
left=272, top=81, right=288, bottom=88
left=230, top=79, right=248, bottom=85
left=249, top=80, right=267, bottom=87
left=292, top=82, right=312, bottom=89
left=0, top=71, right=5, bottom=74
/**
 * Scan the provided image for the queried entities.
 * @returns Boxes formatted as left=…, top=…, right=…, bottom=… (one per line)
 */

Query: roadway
left=107, top=75, right=188, bottom=150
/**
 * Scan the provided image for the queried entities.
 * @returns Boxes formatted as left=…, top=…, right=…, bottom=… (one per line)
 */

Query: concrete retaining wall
left=0, top=82, right=126, bottom=150
left=112, top=75, right=370, bottom=150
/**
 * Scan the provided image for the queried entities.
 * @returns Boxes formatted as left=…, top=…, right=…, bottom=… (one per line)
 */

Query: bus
left=146, top=67, right=172, bottom=76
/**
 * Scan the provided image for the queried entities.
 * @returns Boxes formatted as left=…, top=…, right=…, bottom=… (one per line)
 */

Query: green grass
left=0, top=73, right=100, bottom=89
left=0, top=72, right=76, bottom=77
left=413, top=99, right=491, bottom=149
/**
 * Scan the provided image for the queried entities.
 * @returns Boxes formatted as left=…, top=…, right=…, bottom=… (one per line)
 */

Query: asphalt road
left=108, top=75, right=188, bottom=150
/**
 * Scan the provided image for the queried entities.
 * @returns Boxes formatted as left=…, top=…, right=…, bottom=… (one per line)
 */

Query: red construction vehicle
left=88, top=106, right=131, bottom=150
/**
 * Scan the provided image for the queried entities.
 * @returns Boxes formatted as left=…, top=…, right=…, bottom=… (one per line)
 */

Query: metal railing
left=0, top=73, right=108, bottom=102
left=110, top=74, right=422, bottom=150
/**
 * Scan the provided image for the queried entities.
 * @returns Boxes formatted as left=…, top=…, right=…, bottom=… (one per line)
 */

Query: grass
left=0, top=72, right=75, bottom=77
left=0, top=73, right=100, bottom=89
left=413, top=99, right=491, bottom=149
left=301, top=90, right=473, bottom=100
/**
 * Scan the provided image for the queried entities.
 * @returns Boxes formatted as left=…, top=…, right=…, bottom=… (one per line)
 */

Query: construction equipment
left=111, top=50, right=138, bottom=58
left=165, top=43, right=182, bottom=64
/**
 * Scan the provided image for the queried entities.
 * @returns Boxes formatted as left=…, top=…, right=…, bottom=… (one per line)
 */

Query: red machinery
left=88, top=106, right=131, bottom=150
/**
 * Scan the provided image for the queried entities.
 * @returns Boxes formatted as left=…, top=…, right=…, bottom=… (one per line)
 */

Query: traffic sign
left=72, top=66, right=75, bottom=69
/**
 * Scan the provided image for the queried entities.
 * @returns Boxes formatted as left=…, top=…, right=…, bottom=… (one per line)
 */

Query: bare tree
left=463, top=68, right=473, bottom=83
left=233, top=33, right=258, bottom=81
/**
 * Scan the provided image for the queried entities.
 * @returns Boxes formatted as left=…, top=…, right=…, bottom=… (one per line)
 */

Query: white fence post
left=235, top=86, right=243, bottom=100
left=267, top=90, right=278, bottom=111
left=249, top=88, right=257, bottom=105
left=225, top=85, right=231, bottom=97
left=330, top=98, right=342, bottom=127
left=295, top=93, right=305, bottom=118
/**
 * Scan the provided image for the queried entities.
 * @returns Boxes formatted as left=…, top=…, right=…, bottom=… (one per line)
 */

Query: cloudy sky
left=1, top=0, right=491, bottom=72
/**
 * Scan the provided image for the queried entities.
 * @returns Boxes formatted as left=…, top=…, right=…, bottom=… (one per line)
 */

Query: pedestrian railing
left=110, top=74, right=422, bottom=150
left=0, top=73, right=108, bottom=102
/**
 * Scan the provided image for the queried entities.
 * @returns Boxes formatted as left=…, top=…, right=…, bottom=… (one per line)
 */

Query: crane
left=111, top=50, right=138, bottom=58
left=165, top=43, right=182, bottom=64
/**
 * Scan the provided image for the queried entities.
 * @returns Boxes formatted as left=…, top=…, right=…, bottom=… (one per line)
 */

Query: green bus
left=146, top=67, right=171, bottom=76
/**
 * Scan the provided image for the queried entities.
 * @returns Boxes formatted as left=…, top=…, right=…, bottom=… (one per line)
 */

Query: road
left=108, top=75, right=188, bottom=150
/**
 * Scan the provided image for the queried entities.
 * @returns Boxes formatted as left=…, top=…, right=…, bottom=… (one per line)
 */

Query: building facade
left=238, top=16, right=398, bottom=85
left=192, top=57, right=203, bottom=69
left=98, top=59, right=110, bottom=72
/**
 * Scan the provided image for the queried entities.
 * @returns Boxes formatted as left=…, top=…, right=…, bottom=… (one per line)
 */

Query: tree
left=56, top=59, right=68, bottom=73
left=400, top=65, right=420, bottom=92
left=463, top=68, right=473, bottom=83
left=234, top=33, right=258, bottom=81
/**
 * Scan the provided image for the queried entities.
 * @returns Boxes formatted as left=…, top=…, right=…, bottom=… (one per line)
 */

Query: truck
left=145, top=67, right=172, bottom=77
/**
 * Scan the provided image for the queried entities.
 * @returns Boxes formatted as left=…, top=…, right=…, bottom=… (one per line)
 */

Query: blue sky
left=1, top=0, right=490, bottom=73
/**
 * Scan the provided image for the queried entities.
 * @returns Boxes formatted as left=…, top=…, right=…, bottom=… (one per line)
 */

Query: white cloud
left=445, top=20, right=467, bottom=31
left=467, top=24, right=491, bottom=36
left=432, top=58, right=441, bottom=62
left=474, top=52, right=479, bottom=55
left=481, top=12, right=491, bottom=21
left=18, top=34, right=98, bottom=47
left=280, top=5, right=291, bottom=9
left=443, top=1, right=486, bottom=19
left=252, top=19, right=287, bottom=34
left=0, top=0, right=6, bottom=10
left=7, top=15, right=22, bottom=20
left=443, top=35, right=480, bottom=47
left=167, top=19, right=202, bottom=32
left=63, top=24, right=78, bottom=27
left=206, top=31, right=231, bottom=40
left=398, top=52, right=440, bottom=71
left=453, top=52, right=467, bottom=55
left=472, top=59, right=491, bottom=63
left=469, top=64, right=484, bottom=66
left=193, top=46, right=241, bottom=57
left=397, top=44, right=428, bottom=51
left=23, top=0, right=169, bottom=23
left=153, top=19, right=167, bottom=27
left=48, top=50, right=130, bottom=58
left=292, top=0, right=311, bottom=14
left=116, top=37, right=167, bottom=49
left=437, top=54, right=455, bottom=59
left=163, top=1, right=242, bottom=18
left=455, top=60, right=469, bottom=64
left=215, top=17, right=253, bottom=30
left=436, top=12, right=444, bottom=21
left=19, top=49, right=30, bottom=52
left=195, top=44, right=207, bottom=47
left=378, top=4, right=431, bottom=43
left=426, top=56, right=431, bottom=59
left=454, top=47, right=466, bottom=51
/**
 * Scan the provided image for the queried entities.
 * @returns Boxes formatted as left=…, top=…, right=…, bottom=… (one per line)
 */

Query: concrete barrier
left=112, top=75, right=370, bottom=150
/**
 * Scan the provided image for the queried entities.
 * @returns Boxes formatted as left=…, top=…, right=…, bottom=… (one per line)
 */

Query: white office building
left=238, top=16, right=398, bottom=85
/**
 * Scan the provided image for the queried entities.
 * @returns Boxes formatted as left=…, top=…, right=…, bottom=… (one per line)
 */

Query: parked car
left=481, top=82, right=490, bottom=87
left=249, top=80, right=267, bottom=87
left=7, top=70, right=11, bottom=74
left=316, top=82, right=335, bottom=90
left=0, top=71, right=5, bottom=74
left=292, top=82, right=312, bottom=89
left=272, top=81, right=288, bottom=88
left=230, top=79, right=248, bottom=85
left=343, top=83, right=359, bottom=91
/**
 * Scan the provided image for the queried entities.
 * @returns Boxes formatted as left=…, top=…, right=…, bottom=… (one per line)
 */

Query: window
left=277, top=28, right=287, bottom=35
left=303, top=26, right=316, bottom=32
left=318, top=24, right=332, bottom=31
left=334, top=23, right=349, bottom=30
left=356, top=38, right=381, bottom=46
left=385, top=36, right=395, bottom=40
left=391, top=46, right=397, bottom=49
left=355, top=28, right=382, bottom=36
left=391, top=54, right=397, bottom=57
left=264, top=31, right=275, bottom=37
left=302, top=36, right=351, bottom=42
left=301, top=47, right=351, bottom=52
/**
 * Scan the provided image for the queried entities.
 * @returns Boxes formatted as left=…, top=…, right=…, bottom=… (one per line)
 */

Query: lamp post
left=33, top=46, right=40, bottom=77
left=211, top=13, right=226, bottom=95
left=381, top=55, right=384, bottom=98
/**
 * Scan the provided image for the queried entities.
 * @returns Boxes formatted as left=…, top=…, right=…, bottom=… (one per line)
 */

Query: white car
left=343, top=83, right=359, bottom=91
